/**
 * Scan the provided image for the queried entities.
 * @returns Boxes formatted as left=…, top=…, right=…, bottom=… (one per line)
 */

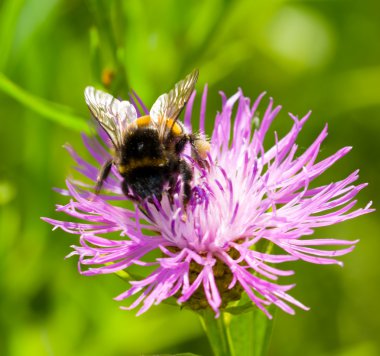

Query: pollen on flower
left=43, top=84, right=373, bottom=318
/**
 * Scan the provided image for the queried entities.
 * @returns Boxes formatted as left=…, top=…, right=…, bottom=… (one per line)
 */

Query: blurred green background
left=1, top=0, right=379, bottom=355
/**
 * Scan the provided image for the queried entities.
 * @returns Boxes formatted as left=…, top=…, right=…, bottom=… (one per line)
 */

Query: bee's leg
left=175, top=133, right=210, bottom=171
left=165, top=159, right=179, bottom=205
left=174, top=135, right=189, bottom=155
left=95, top=159, right=113, bottom=194
left=188, top=134, right=210, bottom=170
left=175, top=133, right=203, bottom=162
left=179, top=159, right=193, bottom=208
left=167, top=175, right=178, bottom=205
left=121, top=179, right=139, bottom=202
left=187, top=134, right=199, bottom=157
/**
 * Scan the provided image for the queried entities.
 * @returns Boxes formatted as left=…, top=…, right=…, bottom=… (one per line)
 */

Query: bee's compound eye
left=194, top=139, right=210, bottom=159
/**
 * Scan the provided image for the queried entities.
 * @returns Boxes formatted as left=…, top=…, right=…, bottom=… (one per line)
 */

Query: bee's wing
left=84, top=86, right=137, bottom=148
left=150, top=69, right=199, bottom=138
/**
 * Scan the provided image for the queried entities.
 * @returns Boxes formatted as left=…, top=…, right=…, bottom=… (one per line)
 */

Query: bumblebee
left=84, top=69, right=210, bottom=207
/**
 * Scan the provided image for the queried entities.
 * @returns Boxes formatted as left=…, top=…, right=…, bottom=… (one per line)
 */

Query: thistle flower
left=43, top=86, right=373, bottom=318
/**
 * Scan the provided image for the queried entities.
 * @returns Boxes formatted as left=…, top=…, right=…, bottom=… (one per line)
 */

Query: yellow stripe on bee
left=166, top=118, right=183, bottom=136
left=118, top=165, right=128, bottom=174
left=136, top=115, right=182, bottom=135
left=136, top=115, right=151, bottom=127
left=118, top=157, right=167, bottom=173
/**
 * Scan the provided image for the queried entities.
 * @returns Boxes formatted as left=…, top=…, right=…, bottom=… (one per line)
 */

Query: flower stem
left=200, top=310, right=232, bottom=356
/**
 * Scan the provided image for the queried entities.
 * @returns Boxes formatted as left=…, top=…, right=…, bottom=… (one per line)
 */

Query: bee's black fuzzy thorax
left=122, top=128, right=163, bottom=162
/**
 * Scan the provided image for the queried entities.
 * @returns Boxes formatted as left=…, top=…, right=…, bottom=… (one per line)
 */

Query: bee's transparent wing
left=84, top=87, right=137, bottom=148
left=150, top=69, right=199, bottom=138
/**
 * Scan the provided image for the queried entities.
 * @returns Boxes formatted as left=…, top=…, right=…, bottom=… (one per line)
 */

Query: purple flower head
left=43, top=85, right=373, bottom=318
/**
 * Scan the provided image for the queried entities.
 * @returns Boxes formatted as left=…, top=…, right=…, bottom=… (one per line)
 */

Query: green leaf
left=0, top=0, right=25, bottom=70
left=113, top=269, right=138, bottom=282
left=0, top=73, right=89, bottom=132
left=200, top=310, right=231, bottom=356
left=225, top=302, right=256, bottom=315
left=228, top=305, right=275, bottom=356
